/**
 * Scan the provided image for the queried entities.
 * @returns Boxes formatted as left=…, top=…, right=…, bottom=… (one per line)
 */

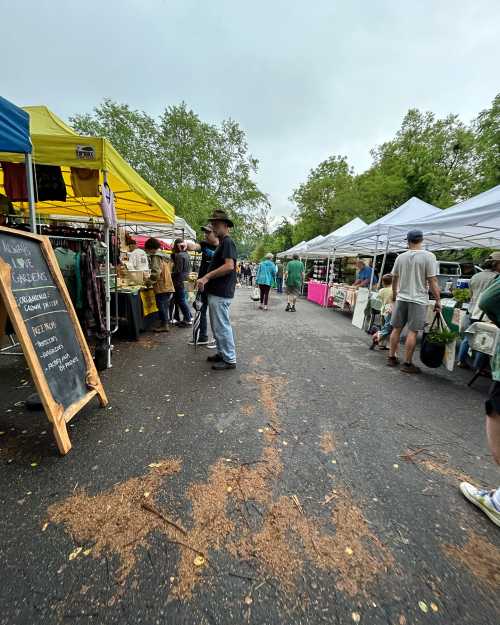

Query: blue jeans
left=174, top=283, right=192, bottom=322
left=458, top=315, right=489, bottom=369
left=208, top=294, right=236, bottom=363
left=276, top=276, right=283, bottom=293
left=155, top=292, right=172, bottom=325
left=199, top=294, right=209, bottom=341
left=379, top=313, right=393, bottom=338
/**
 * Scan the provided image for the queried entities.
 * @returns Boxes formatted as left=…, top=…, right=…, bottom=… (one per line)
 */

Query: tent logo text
left=76, top=145, right=96, bottom=160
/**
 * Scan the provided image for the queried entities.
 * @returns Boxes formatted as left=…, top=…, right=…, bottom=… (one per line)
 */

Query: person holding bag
left=387, top=230, right=441, bottom=374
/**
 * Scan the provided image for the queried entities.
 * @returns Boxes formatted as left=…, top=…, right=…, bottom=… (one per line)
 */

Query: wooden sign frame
left=0, top=226, right=108, bottom=455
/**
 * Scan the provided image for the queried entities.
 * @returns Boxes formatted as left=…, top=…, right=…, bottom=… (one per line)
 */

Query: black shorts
left=485, top=381, right=500, bottom=416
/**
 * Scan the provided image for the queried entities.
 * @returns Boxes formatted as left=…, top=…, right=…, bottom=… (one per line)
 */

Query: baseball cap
left=201, top=223, right=214, bottom=233
left=487, top=252, right=500, bottom=262
left=407, top=229, right=424, bottom=242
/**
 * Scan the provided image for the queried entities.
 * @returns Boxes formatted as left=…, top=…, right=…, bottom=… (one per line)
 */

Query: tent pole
left=103, top=170, right=112, bottom=369
left=368, top=236, right=379, bottom=292
left=25, top=153, right=37, bottom=233
left=323, top=253, right=331, bottom=307
left=377, top=236, right=390, bottom=288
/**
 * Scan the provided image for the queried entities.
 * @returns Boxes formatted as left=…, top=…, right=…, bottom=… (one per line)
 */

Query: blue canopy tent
left=0, top=96, right=36, bottom=231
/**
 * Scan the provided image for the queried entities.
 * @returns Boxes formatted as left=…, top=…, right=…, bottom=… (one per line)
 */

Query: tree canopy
left=260, top=94, right=499, bottom=258
left=70, top=100, right=269, bottom=248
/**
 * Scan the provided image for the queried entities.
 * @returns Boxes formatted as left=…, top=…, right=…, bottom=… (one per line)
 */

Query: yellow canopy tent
left=0, top=106, right=175, bottom=224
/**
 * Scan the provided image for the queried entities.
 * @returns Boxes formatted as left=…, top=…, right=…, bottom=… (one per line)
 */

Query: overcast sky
left=2, top=0, right=499, bottom=223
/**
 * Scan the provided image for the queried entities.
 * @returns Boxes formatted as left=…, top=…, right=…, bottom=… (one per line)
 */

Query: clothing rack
left=1, top=221, right=119, bottom=366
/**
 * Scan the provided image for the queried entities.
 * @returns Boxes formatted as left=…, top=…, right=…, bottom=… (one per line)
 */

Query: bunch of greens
left=427, top=327, right=458, bottom=345
left=452, top=288, right=471, bottom=304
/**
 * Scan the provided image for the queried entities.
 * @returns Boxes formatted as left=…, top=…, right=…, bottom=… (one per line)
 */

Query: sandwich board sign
left=0, top=226, right=108, bottom=454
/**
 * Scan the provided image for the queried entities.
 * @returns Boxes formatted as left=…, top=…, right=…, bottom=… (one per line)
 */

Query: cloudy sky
left=2, top=1, right=499, bottom=222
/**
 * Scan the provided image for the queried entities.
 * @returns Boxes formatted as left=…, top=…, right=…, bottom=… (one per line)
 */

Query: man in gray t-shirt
left=388, top=230, right=441, bottom=374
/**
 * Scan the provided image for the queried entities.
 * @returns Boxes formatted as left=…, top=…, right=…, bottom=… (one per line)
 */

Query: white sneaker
left=206, top=339, right=217, bottom=349
left=460, top=482, right=500, bottom=527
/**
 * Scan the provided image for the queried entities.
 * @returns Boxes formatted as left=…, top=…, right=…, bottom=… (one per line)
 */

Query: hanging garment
left=1, top=162, right=28, bottom=201
left=35, top=165, right=66, bottom=201
left=54, top=247, right=77, bottom=302
left=70, top=167, right=99, bottom=197
left=83, top=244, right=106, bottom=335
left=100, top=182, right=117, bottom=228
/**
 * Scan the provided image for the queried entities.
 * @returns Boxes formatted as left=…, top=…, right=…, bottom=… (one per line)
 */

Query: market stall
left=0, top=105, right=176, bottom=366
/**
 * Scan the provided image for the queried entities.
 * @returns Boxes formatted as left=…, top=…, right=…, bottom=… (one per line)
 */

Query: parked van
left=436, top=261, right=482, bottom=295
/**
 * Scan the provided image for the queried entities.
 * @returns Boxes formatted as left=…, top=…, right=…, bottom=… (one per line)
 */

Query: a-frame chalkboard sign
left=0, top=226, right=108, bottom=455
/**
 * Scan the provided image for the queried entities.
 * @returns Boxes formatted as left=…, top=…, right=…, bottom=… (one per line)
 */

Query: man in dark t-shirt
left=196, top=210, right=238, bottom=370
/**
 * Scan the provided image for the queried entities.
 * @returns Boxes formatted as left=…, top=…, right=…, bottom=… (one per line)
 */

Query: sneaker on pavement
left=460, top=482, right=500, bottom=528
left=189, top=337, right=209, bottom=345
left=212, top=361, right=237, bottom=371
left=290, top=306, right=296, bottom=312
left=285, top=304, right=291, bottom=312
left=207, top=353, right=224, bottom=363
left=400, top=362, right=421, bottom=374
left=206, top=339, right=217, bottom=349
left=387, top=356, right=399, bottom=367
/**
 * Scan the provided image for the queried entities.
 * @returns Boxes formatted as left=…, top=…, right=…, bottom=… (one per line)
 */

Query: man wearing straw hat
left=196, top=210, right=238, bottom=370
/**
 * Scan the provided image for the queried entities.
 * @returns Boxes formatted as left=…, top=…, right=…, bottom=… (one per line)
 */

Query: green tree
left=470, top=93, right=500, bottom=194
left=70, top=100, right=269, bottom=245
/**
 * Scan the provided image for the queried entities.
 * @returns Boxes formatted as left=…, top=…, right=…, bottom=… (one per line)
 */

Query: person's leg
left=472, top=350, right=489, bottom=371
left=460, top=382, right=500, bottom=527
left=457, top=336, right=470, bottom=365
left=209, top=295, right=236, bottom=364
left=154, top=292, right=171, bottom=331
left=388, top=301, right=407, bottom=362
left=403, top=330, right=418, bottom=363
left=176, top=285, right=192, bottom=322
left=198, top=296, right=209, bottom=342
left=259, top=284, right=265, bottom=306
left=263, top=285, right=270, bottom=307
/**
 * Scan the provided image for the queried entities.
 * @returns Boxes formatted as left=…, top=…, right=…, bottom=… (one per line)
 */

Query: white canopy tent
left=122, top=217, right=197, bottom=241
left=277, top=240, right=307, bottom=259
left=328, top=197, right=442, bottom=256
left=310, top=197, right=442, bottom=290
left=360, top=185, right=500, bottom=252
left=306, top=217, right=368, bottom=256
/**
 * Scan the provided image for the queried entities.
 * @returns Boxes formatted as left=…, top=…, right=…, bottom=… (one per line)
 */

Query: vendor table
left=307, top=281, right=329, bottom=306
left=112, top=288, right=159, bottom=340
left=329, top=284, right=357, bottom=310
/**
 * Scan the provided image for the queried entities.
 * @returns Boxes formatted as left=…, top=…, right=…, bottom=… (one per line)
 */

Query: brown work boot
left=153, top=324, right=169, bottom=333
left=386, top=356, right=399, bottom=367
left=400, top=362, right=421, bottom=374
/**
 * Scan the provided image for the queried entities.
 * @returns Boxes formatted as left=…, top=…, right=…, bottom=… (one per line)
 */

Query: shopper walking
left=388, top=230, right=441, bottom=374
left=144, top=238, right=175, bottom=333
left=457, top=253, right=500, bottom=369
left=459, top=268, right=500, bottom=527
left=186, top=224, right=219, bottom=346
left=196, top=210, right=238, bottom=371
left=171, top=238, right=193, bottom=328
left=256, top=253, right=277, bottom=311
left=276, top=260, right=284, bottom=293
left=284, top=254, right=305, bottom=312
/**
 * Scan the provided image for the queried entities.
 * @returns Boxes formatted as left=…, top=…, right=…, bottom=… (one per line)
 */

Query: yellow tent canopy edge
left=0, top=106, right=175, bottom=224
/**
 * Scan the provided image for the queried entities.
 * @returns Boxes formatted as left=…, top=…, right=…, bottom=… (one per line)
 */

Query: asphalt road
left=1, top=288, right=499, bottom=625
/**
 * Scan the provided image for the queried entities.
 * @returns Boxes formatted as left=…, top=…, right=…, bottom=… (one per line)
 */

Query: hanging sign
left=0, top=227, right=108, bottom=455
